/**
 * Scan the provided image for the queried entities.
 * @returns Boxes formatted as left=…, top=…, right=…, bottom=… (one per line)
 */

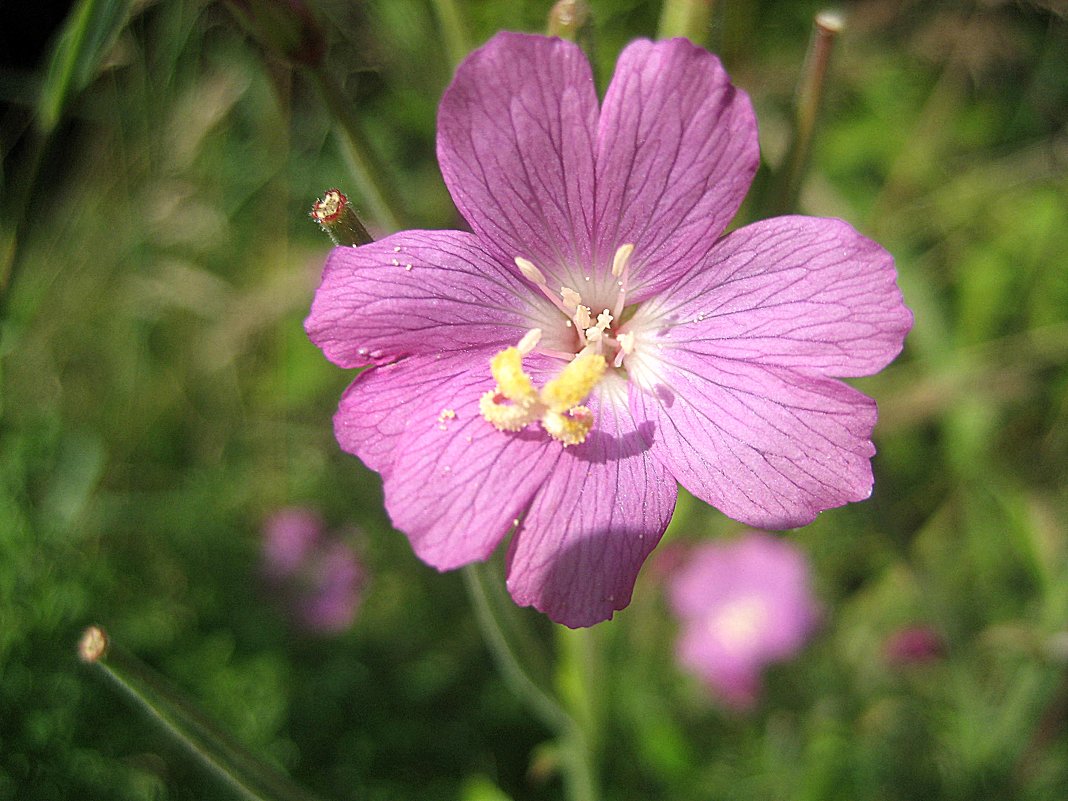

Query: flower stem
left=461, top=566, right=600, bottom=801
left=772, top=10, right=844, bottom=215
left=304, top=68, right=404, bottom=232
left=78, top=626, right=325, bottom=801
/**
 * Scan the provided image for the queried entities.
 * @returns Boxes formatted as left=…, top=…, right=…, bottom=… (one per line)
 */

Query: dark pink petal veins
left=437, top=32, right=599, bottom=289
left=333, top=350, right=497, bottom=478
left=305, top=230, right=536, bottom=369
left=595, top=38, right=759, bottom=300
left=631, top=358, right=879, bottom=529
left=632, top=216, right=913, bottom=377
left=506, top=376, right=677, bottom=627
left=381, top=374, right=562, bottom=571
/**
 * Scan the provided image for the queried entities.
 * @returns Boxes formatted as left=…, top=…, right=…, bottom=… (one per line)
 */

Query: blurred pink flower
left=883, top=626, right=945, bottom=666
left=263, top=507, right=323, bottom=577
left=261, top=508, right=366, bottom=633
left=668, top=532, right=819, bottom=708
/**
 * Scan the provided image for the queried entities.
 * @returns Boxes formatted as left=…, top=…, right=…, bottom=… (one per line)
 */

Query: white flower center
left=479, top=244, right=638, bottom=446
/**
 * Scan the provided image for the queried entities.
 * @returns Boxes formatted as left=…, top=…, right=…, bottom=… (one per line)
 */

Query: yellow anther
left=541, top=407, right=595, bottom=447
left=480, top=390, right=538, bottom=432
left=540, top=352, right=607, bottom=413
left=490, top=347, right=538, bottom=404
left=480, top=340, right=605, bottom=447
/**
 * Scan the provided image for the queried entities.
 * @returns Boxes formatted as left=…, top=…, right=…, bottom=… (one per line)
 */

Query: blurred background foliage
left=1, top=0, right=1067, bottom=799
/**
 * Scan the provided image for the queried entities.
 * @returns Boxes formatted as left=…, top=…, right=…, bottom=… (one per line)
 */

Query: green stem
left=461, top=566, right=599, bottom=801
left=429, top=0, right=470, bottom=70
left=78, top=627, right=326, bottom=801
left=305, top=68, right=404, bottom=232
left=656, top=0, right=715, bottom=45
left=771, top=10, right=844, bottom=215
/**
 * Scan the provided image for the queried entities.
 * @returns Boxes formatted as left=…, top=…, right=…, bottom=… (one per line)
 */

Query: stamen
left=612, top=243, right=635, bottom=320
left=611, top=243, right=634, bottom=278
left=480, top=390, right=537, bottom=431
left=541, top=352, right=607, bottom=413
left=480, top=330, right=607, bottom=447
left=515, top=256, right=546, bottom=285
left=574, top=305, right=592, bottom=329
left=560, top=287, right=582, bottom=310
left=541, top=406, right=594, bottom=447
left=612, top=332, right=636, bottom=368
left=515, top=255, right=576, bottom=316
left=596, top=309, right=614, bottom=330
left=516, top=328, right=542, bottom=355
left=490, top=348, right=538, bottom=404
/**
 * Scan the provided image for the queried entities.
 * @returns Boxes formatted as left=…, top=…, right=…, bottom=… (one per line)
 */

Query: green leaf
left=37, top=0, right=133, bottom=133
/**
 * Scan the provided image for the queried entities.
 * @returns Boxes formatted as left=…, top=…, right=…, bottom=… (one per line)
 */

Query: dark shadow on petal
left=573, top=421, right=655, bottom=464
left=652, top=384, right=675, bottom=408
left=524, top=521, right=666, bottom=628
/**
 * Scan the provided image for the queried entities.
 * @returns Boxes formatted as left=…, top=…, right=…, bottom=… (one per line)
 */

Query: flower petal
left=334, top=350, right=495, bottom=478
left=506, top=375, right=677, bottom=627
left=595, top=38, right=758, bottom=300
left=629, top=216, right=912, bottom=377
left=380, top=365, right=562, bottom=571
left=437, top=32, right=598, bottom=289
left=631, top=357, right=879, bottom=529
left=305, top=230, right=537, bottom=369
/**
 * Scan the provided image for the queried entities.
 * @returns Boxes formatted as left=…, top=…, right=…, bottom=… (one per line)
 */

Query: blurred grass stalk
left=429, top=0, right=471, bottom=70
left=78, top=626, right=325, bottom=801
left=656, top=0, right=714, bottom=45
left=225, top=0, right=404, bottom=231
left=2, top=0, right=132, bottom=293
left=462, top=565, right=601, bottom=801
left=771, top=10, right=844, bottom=215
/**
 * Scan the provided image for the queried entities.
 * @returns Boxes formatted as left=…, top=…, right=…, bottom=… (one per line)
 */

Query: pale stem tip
left=547, top=0, right=592, bottom=41
left=310, top=188, right=374, bottom=246
left=815, top=10, right=845, bottom=34
left=78, top=626, right=109, bottom=663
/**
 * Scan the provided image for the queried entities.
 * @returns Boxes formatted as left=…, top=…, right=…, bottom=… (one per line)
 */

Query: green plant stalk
left=462, top=566, right=600, bottom=801
left=305, top=69, right=404, bottom=232
left=555, top=625, right=602, bottom=761
left=429, top=0, right=470, bottom=70
left=78, top=627, right=326, bottom=801
left=656, top=0, right=715, bottom=45
left=772, top=10, right=844, bottom=215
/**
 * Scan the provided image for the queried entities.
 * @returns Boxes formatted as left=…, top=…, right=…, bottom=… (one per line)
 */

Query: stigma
left=479, top=330, right=606, bottom=446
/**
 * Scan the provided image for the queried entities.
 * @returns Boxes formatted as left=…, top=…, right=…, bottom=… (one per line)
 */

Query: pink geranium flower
left=306, top=33, right=911, bottom=627
left=262, top=508, right=366, bottom=633
left=668, top=532, right=820, bottom=708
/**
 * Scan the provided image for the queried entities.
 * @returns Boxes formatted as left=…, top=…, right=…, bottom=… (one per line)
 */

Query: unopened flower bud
left=311, top=189, right=374, bottom=247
